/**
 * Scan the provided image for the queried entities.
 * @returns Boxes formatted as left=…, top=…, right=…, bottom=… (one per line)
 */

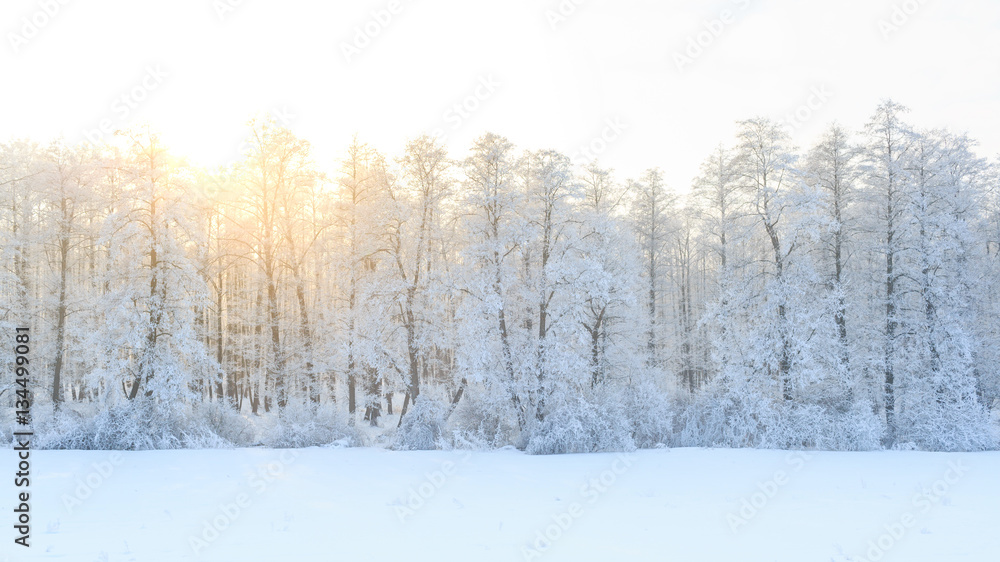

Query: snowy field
left=5, top=447, right=1000, bottom=562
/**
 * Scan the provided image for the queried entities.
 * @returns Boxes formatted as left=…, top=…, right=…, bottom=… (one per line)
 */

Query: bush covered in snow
left=525, top=396, right=636, bottom=455
left=39, top=401, right=192, bottom=450
left=32, top=399, right=358, bottom=450
left=447, top=389, right=521, bottom=449
left=615, top=378, right=674, bottom=448
left=391, top=397, right=450, bottom=450
left=897, top=397, right=996, bottom=452
left=254, top=407, right=359, bottom=448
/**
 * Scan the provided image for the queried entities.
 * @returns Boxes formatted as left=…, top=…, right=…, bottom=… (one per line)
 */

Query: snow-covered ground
left=5, top=446, right=1000, bottom=561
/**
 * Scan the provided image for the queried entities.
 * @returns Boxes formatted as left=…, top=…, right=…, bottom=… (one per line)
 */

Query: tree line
left=2, top=100, right=998, bottom=451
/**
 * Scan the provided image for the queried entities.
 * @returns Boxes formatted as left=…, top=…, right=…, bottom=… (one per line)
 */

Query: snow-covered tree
left=630, top=168, right=676, bottom=366
left=94, top=127, right=211, bottom=415
left=860, top=100, right=915, bottom=445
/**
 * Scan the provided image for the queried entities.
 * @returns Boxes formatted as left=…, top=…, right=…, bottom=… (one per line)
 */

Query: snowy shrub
left=449, top=389, right=520, bottom=449
left=113, top=400, right=202, bottom=449
left=38, top=398, right=364, bottom=450
left=177, top=426, right=235, bottom=449
left=190, top=401, right=254, bottom=447
left=256, top=407, right=359, bottom=448
left=36, top=405, right=100, bottom=449
left=675, top=390, right=725, bottom=447
left=763, top=404, right=829, bottom=449
left=37, top=399, right=247, bottom=450
left=992, top=408, right=1000, bottom=445
left=898, top=394, right=995, bottom=452
left=88, top=401, right=177, bottom=450
left=392, top=397, right=450, bottom=450
left=675, top=390, right=883, bottom=451
left=612, top=379, right=674, bottom=448
left=525, top=396, right=635, bottom=455
left=827, top=403, right=885, bottom=451
left=36, top=401, right=163, bottom=450
left=450, top=428, right=494, bottom=451
left=677, top=371, right=780, bottom=448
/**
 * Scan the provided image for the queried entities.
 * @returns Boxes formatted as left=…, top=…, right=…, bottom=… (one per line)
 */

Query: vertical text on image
left=12, top=327, right=32, bottom=548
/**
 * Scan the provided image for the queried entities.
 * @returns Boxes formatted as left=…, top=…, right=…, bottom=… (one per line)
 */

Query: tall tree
left=576, top=163, right=634, bottom=387
left=336, top=137, right=392, bottom=424
left=806, top=123, right=860, bottom=395
left=392, top=135, right=452, bottom=423
left=40, top=142, right=98, bottom=406
left=99, top=127, right=209, bottom=407
left=460, top=132, right=527, bottom=430
left=862, top=100, right=913, bottom=444
left=231, top=117, right=315, bottom=412
left=521, top=149, right=576, bottom=419
left=630, top=168, right=675, bottom=365
left=735, top=117, right=799, bottom=401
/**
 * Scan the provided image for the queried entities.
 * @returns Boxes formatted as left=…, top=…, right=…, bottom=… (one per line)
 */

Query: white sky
left=2, top=0, right=999, bottom=192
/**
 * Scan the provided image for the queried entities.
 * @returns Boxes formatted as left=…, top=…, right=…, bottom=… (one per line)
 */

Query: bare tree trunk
left=52, top=197, right=70, bottom=406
